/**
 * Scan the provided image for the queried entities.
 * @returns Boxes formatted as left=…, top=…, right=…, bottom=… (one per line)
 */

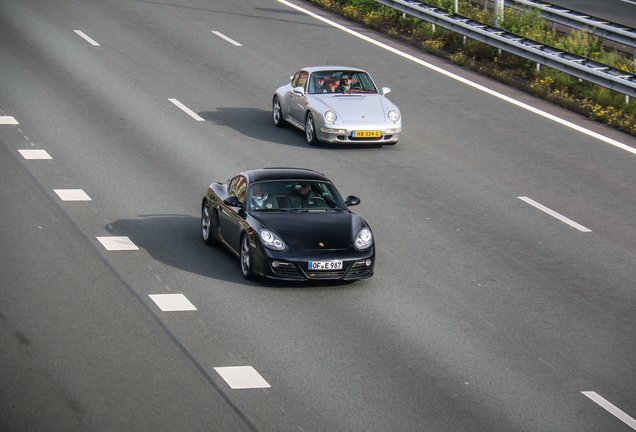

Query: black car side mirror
left=224, top=196, right=243, bottom=208
left=345, top=196, right=360, bottom=206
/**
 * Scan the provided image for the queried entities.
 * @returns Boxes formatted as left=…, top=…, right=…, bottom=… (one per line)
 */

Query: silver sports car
left=273, top=66, right=401, bottom=146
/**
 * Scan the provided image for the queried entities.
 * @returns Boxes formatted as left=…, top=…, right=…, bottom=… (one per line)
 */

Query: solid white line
left=0, top=116, right=19, bottom=124
left=276, top=0, right=636, bottom=155
left=168, top=98, right=205, bottom=121
left=74, top=30, right=100, bottom=46
left=518, top=196, right=592, bottom=232
left=582, top=391, right=636, bottom=430
left=212, top=31, right=243, bottom=46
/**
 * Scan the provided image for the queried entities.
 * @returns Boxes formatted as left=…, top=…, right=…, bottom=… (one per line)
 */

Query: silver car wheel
left=240, top=234, right=253, bottom=279
left=273, top=96, right=284, bottom=127
left=305, top=113, right=318, bottom=146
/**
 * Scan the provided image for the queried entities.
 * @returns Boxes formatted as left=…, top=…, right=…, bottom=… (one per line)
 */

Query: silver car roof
left=299, top=66, right=368, bottom=74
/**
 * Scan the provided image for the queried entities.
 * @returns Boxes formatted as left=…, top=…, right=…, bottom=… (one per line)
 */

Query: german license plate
left=352, top=130, right=381, bottom=138
left=308, top=260, right=343, bottom=270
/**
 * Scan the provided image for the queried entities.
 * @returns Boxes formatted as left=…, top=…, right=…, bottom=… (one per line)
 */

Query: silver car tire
left=201, top=201, right=217, bottom=246
left=273, top=95, right=285, bottom=128
left=240, top=234, right=253, bottom=279
left=305, top=112, right=319, bottom=146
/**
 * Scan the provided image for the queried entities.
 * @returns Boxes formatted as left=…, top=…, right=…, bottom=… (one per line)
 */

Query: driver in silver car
left=338, top=74, right=354, bottom=91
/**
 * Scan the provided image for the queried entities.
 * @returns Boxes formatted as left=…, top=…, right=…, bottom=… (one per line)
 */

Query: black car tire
left=201, top=201, right=218, bottom=246
left=240, top=234, right=253, bottom=280
left=273, top=95, right=285, bottom=128
left=305, top=112, right=319, bottom=146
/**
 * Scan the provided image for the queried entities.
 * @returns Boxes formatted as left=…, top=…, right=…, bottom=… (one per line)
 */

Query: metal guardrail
left=374, top=0, right=636, bottom=97
left=508, top=0, right=636, bottom=53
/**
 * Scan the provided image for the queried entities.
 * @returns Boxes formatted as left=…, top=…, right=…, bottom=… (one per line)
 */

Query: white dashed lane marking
left=211, top=31, right=242, bottom=46
left=0, top=116, right=19, bottom=124
left=18, top=149, right=52, bottom=159
left=74, top=30, right=100, bottom=46
left=149, top=294, right=197, bottom=311
left=582, top=392, right=636, bottom=430
left=518, top=196, right=592, bottom=232
left=168, top=98, right=205, bottom=122
left=97, top=236, right=139, bottom=251
left=54, top=189, right=92, bottom=201
left=214, top=366, right=271, bottom=389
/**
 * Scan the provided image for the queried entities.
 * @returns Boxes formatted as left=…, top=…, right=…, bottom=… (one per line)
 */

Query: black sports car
left=201, top=168, right=374, bottom=281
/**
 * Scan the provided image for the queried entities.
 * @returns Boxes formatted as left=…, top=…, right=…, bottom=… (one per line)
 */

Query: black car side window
left=229, top=176, right=247, bottom=203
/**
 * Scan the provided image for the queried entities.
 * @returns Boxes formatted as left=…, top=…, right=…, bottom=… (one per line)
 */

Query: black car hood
left=253, top=211, right=353, bottom=250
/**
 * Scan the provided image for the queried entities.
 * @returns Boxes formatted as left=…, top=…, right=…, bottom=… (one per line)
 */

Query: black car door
left=217, top=176, right=247, bottom=255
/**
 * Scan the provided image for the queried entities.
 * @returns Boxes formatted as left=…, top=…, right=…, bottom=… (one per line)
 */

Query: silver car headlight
left=324, top=110, right=337, bottom=123
left=387, top=109, right=400, bottom=122
left=354, top=228, right=373, bottom=251
left=260, top=229, right=286, bottom=251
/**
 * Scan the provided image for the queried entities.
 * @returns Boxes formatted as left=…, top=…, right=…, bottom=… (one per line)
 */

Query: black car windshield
left=308, top=71, right=377, bottom=94
left=247, top=180, right=347, bottom=211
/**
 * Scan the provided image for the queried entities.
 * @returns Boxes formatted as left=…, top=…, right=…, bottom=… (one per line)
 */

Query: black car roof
left=243, top=168, right=331, bottom=183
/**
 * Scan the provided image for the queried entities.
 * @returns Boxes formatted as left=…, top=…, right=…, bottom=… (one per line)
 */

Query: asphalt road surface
left=550, top=0, right=636, bottom=28
left=1, top=0, right=635, bottom=431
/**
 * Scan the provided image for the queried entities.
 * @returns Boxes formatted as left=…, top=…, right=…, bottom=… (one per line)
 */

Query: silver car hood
left=313, top=94, right=388, bottom=122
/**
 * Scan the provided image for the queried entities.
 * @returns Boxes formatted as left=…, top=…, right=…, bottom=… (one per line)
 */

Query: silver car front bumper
left=316, top=121, right=401, bottom=144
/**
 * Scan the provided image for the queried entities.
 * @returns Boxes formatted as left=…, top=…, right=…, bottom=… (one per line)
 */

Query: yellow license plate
left=352, top=130, right=381, bottom=138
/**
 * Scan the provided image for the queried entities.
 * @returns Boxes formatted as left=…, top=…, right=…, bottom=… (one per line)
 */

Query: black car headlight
left=387, top=109, right=400, bottom=122
left=354, top=228, right=373, bottom=251
left=260, top=229, right=286, bottom=251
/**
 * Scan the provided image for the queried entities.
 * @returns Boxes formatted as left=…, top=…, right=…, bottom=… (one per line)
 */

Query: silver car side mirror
left=382, top=87, right=391, bottom=96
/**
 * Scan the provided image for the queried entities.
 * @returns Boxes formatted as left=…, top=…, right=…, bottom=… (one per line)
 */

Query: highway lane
left=0, top=135, right=256, bottom=431
left=1, top=0, right=635, bottom=430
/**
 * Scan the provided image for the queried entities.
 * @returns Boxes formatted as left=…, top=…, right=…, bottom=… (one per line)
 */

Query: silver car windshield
left=308, top=71, right=378, bottom=94
left=248, top=181, right=347, bottom=211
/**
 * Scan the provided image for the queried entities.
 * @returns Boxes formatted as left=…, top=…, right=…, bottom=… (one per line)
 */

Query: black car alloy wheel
left=201, top=201, right=217, bottom=246
left=240, top=234, right=253, bottom=279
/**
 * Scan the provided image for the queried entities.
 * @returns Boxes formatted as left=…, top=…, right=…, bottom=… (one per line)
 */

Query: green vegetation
left=307, top=0, right=636, bottom=135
